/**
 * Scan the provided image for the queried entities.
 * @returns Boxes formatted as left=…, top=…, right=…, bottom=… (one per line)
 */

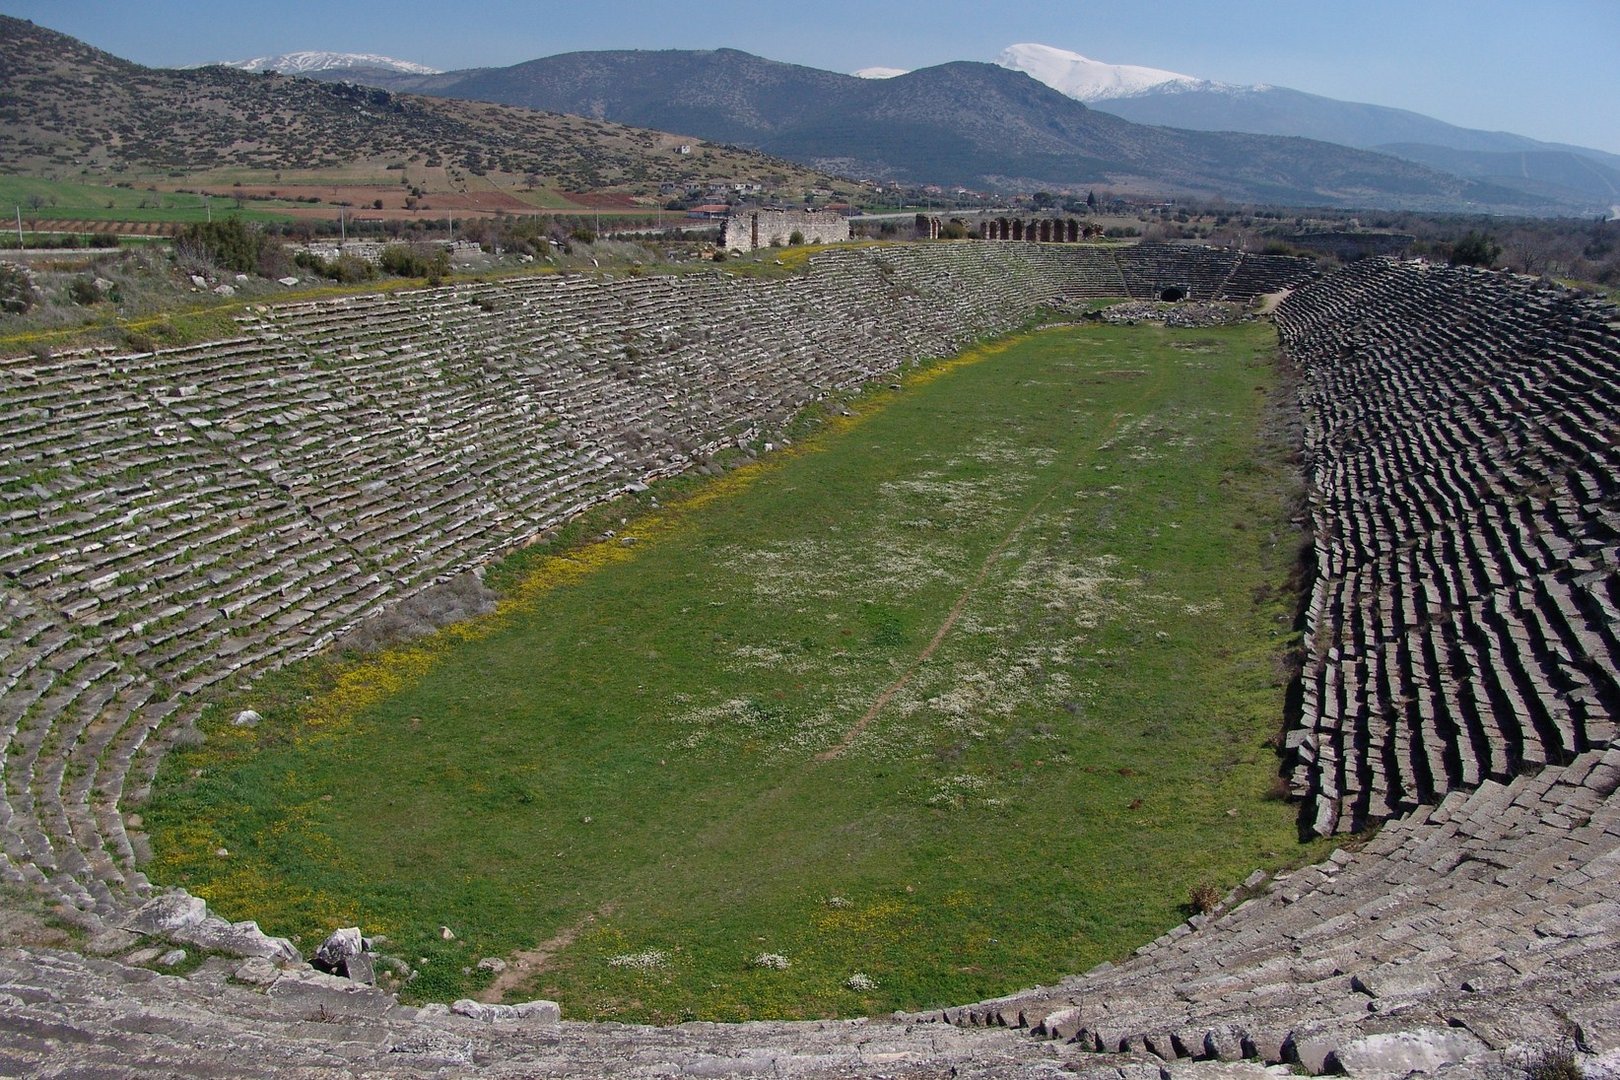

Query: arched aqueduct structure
left=0, top=242, right=1616, bottom=1075
left=915, top=214, right=1098, bottom=244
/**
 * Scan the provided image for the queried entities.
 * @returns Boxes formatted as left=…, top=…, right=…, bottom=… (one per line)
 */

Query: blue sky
left=6, top=0, right=1618, bottom=154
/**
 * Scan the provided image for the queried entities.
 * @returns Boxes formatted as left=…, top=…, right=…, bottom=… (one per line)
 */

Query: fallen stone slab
left=124, top=892, right=206, bottom=936
left=343, top=952, right=376, bottom=986
left=266, top=967, right=400, bottom=1019
left=450, top=997, right=561, bottom=1024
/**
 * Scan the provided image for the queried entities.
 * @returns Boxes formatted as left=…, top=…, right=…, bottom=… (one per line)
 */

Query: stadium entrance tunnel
left=1160, top=285, right=1188, bottom=302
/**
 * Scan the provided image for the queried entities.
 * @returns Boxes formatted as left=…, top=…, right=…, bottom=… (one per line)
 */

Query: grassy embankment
left=146, top=319, right=1328, bottom=1022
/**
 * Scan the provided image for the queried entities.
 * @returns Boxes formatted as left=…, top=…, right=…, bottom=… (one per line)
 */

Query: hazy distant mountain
left=1371, top=144, right=1620, bottom=206
left=346, top=46, right=1569, bottom=212
left=218, top=51, right=441, bottom=75
left=995, top=43, right=1616, bottom=211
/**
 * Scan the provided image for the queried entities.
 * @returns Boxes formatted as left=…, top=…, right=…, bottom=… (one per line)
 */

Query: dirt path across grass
left=815, top=364, right=1153, bottom=763
left=477, top=901, right=616, bottom=1003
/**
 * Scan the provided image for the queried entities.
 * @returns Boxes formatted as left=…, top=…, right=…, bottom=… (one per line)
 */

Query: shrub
left=1188, top=881, right=1222, bottom=915
left=380, top=243, right=450, bottom=281
left=66, top=276, right=102, bottom=306
left=293, top=251, right=376, bottom=284
left=0, top=262, right=42, bottom=315
left=175, top=216, right=276, bottom=274
left=788, top=229, right=805, bottom=245
left=1522, top=1044, right=1583, bottom=1080
left=1449, top=231, right=1501, bottom=268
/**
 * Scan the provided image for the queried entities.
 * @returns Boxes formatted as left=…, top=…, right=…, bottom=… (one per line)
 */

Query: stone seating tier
left=4, top=247, right=1611, bottom=1076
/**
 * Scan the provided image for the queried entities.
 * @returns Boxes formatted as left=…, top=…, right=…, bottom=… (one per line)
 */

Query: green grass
left=146, top=322, right=1326, bottom=1022
left=0, top=175, right=295, bottom=224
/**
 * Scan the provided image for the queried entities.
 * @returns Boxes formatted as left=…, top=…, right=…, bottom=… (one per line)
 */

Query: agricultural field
left=146, top=320, right=1327, bottom=1023
left=0, top=175, right=297, bottom=228
left=0, top=172, right=659, bottom=238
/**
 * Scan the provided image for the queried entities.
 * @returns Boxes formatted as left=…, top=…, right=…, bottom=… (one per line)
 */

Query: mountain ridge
left=309, top=46, right=1575, bottom=212
left=0, top=16, right=848, bottom=196
left=981, top=42, right=1617, bottom=208
left=2, top=16, right=1602, bottom=215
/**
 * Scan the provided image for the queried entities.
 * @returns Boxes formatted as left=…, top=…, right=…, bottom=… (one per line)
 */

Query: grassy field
left=146, top=320, right=1325, bottom=1022
left=0, top=176, right=295, bottom=224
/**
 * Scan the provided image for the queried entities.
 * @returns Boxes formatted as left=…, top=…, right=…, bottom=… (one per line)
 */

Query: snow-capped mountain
left=218, top=51, right=441, bottom=75
left=852, top=66, right=908, bottom=79
left=995, top=40, right=1620, bottom=209
left=995, top=42, right=1229, bottom=102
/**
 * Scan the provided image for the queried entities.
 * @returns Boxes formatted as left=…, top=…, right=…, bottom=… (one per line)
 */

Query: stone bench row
left=1274, top=258, right=1618, bottom=833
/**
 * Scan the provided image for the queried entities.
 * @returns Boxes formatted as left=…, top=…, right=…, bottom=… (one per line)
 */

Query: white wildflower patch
left=670, top=697, right=776, bottom=750
left=750, top=952, right=791, bottom=970
left=721, top=532, right=961, bottom=604
left=823, top=896, right=853, bottom=910
left=728, top=643, right=811, bottom=675
left=606, top=949, right=669, bottom=971
left=845, top=972, right=878, bottom=991
left=926, top=773, right=1004, bottom=811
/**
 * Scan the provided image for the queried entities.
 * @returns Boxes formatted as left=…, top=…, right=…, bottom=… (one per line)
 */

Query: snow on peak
left=218, top=51, right=441, bottom=75
left=853, top=66, right=909, bottom=79
left=996, top=42, right=1212, bottom=102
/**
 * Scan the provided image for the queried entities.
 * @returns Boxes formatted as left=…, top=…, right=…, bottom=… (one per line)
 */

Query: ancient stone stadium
left=1, top=241, right=1617, bottom=1077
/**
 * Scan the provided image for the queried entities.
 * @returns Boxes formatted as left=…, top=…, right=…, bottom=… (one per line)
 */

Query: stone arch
left=1011, top=220, right=1024, bottom=242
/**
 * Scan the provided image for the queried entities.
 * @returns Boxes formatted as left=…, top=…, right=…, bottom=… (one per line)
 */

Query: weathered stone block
left=1326, top=1027, right=1489, bottom=1077
left=450, top=998, right=561, bottom=1024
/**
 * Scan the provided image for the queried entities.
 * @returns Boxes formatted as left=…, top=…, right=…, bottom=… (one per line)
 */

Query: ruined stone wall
left=722, top=208, right=849, bottom=252
left=1285, top=230, right=1414, bottom=260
